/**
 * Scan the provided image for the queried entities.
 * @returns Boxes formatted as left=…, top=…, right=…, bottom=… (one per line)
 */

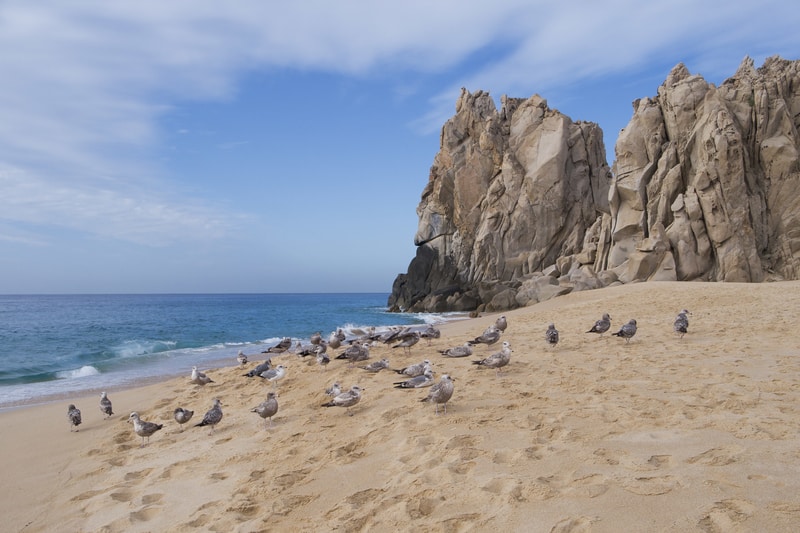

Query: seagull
left=439, top=343, right=473, bottom=358
left=421, top=374, right=455, bottom=414
left=325, top=382, right=342, bottom=397
left=420, top=325, right=441, bottom=345
left=394, top=360, right=432, bottom=378
left=392, top=331, right=420, bottom=354
left=380, top=326, right=408, bottom=344
left=468, top=325, right=502, bottom=347
left=359, top=358, right=390, bottom=372
left=309, top=331, right=323, bottom=346
left=674, top=309, right=690, bottom=338
left=495, top=315, right=508, bottom=332
left=252, top=392, right=279, bottom=429
left=316, top=349, right=330, bottom=369
left=260, top=365, right=286, bottom=388
left=190, top=366, right=214, bottom=385
left=244, top=359, right=272, bottom=378
left=472, top=341, right=512, bottom=376
left=322, top=385, right=363, bottom=415
left=327, top=331, right=343, bottom=350
left=613, top=319, right=638, bottom=343
left=545, top=323, right=559, bottom=348
left=394, top=370, right=435, bottom=389
left=173, top=407, right=194, bottom=431
left=293, top=341, right=317, bottom=357
left=335, top=342, right=370, bottom=365
left=587, top=313, right=612, bottom=337
left=67, top=404, right=82, bottom=432
left=99, top=391, right=114, bottom=419
left=263, top=337, right=292, bottom=354
left=128, top=412, right=164, bottom=447
left=195, top=398, right=223, bottom=434
left=237, top=350, right=248, bottom=366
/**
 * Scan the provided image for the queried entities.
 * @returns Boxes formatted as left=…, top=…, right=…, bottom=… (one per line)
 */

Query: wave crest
left=56, top=365, right=100, bottom=379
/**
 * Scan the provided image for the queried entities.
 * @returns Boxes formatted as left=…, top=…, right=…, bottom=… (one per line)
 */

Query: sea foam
left=56, top=365, right=101, bottom=379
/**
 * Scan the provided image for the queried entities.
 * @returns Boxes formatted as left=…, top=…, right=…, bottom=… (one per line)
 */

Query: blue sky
left=1, top=1, right=798, bottom=294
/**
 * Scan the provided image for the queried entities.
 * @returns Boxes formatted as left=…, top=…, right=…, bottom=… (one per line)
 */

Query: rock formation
left=389, top=56, right=800, bottom=313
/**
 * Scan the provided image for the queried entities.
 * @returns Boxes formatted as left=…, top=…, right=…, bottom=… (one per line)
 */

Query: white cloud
left=0, top=0, right=798, bottom=247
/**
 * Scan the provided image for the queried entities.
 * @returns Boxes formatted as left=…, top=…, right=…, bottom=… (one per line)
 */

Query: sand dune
left=3, top=281, right=800, bottom=532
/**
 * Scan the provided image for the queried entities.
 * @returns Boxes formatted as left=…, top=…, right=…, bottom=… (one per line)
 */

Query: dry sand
left=3, top=281, right=800, bottom=532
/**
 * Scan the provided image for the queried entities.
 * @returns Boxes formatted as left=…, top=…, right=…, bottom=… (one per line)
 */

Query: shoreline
left=4, top=281, right=800, bottom=532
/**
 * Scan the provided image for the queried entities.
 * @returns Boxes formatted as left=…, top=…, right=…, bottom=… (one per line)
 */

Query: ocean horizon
left=0, top=293, right=466, bottom=409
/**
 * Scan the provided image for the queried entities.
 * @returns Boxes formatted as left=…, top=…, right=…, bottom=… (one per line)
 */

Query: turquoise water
left=0, top=293, right=455, bottom=407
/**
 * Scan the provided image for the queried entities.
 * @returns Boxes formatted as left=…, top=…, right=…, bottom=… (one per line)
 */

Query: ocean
left=0, top=293, right=461, bottom=409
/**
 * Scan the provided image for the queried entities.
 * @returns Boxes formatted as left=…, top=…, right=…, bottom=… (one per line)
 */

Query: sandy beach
left=3, top=281, right=800, bottom=532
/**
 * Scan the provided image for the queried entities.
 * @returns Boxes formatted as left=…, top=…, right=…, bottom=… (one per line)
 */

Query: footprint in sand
left=405, top=489, right=443, bottom=518
left=686, top=446, right=742, bottom=466
left=550, top=516, right=594, bottom=533
left=698, top=499, right=755, bottom=532
left=110, top=490, right=133, bottom=502
left=620, top=475, right=679, bottom=496
left=141, top=493, right=163, bottom=505
left=273, top=469, right=310, bottom=489
left=124, top=468, right=154, bottom=482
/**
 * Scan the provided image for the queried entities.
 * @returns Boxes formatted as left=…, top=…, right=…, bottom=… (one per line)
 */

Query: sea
left=0, top=293, right=464, bottom=409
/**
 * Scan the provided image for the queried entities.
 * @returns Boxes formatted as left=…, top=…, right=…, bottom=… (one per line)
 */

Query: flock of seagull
left=67, top=309, right=691, bottom=447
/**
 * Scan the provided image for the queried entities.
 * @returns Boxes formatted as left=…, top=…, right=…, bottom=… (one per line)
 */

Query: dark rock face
left=390, top=56, right=800, bottom=312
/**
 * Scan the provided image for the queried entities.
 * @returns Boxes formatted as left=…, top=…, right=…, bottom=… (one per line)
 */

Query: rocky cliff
left=389, top=55, right=800, bottom=313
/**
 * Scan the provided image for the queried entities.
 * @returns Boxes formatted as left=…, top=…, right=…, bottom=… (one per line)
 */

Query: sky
left=1, top=1, right=798, bottom=294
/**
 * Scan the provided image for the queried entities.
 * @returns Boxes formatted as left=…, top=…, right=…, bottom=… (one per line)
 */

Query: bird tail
left=471, top=360, right=483, bottom=365
left=321, top=401, right=335, bottom=407
left=195, top=421, right=207, bottom=427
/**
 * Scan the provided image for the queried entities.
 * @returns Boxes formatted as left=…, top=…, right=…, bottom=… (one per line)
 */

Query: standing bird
left=421, top=374, right=455, bottom=414
left=322, top=385, right=363, bottom=415
left=468, top=325, right=502, bottom=347
left=674, top=309, right=690, bottom=338
left=99, top=391, right=114, bottom=419
left=173, top=407, right=194, bottom=431
left=587, top=313, right=612, bottom=337
left=237, top=350, right=248, bottom=366
left=67, top=404, right=82, bottom=432
left=420, top=325, right=441, bottom=345
left=316, top=348, right=331, bottom=369
left=472, top=341, right=512, bottom=377
left=190, top=366, right=214, bottom=385
left=260, top=365, right=287, bottom=388
left=545, top=323, right=559, bottom=348
left=252, top=392, right=279, bottom=429
left=195, top=398, right=223, bottom=434
left=309, top=331, right=323, bottom=346
left=327, top=331, right=343, bottom=350
left=494, top=315, right=508, bottom=332
left=439, top=343, right=473, bottom=358
left=613, top=319, right=638, bottom=343
left=128, top=412, right=164, bottom=447
left=392, top=331, right=420, bottom=354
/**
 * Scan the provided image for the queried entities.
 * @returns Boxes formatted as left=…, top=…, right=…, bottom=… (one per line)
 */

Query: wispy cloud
left=0, top=0, right=798, bottom=247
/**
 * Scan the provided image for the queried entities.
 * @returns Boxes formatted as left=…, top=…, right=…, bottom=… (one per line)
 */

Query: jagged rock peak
left=390, top=55, right=800, bottom=313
